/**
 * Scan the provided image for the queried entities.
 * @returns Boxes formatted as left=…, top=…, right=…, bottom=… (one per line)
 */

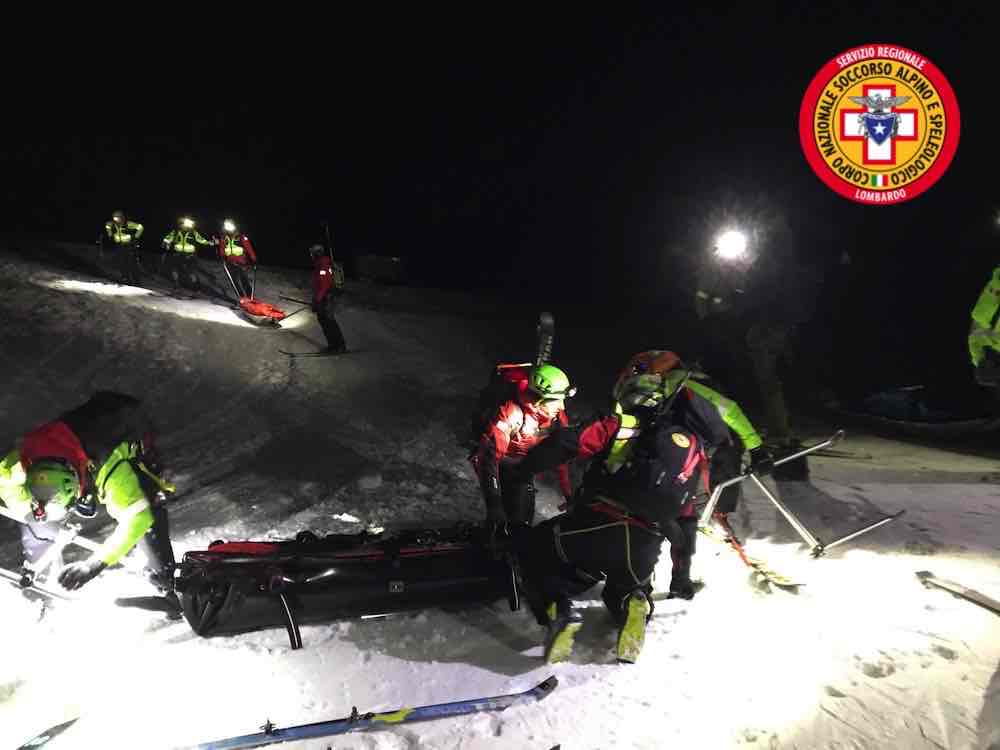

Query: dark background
left=0, top=5, right=995, bottom=404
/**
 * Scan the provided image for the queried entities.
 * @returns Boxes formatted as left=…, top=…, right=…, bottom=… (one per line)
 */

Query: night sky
left=1, top=6, right=994, bottom=390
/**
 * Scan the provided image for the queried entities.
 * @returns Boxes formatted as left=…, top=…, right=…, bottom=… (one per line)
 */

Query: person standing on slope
left=218, top=219, right=258, bottom=299
left=102, top=209, right=145, bottom=284
left=162, top=216, right=215, bottom=291
left=309, top=243, right=348, bottom=353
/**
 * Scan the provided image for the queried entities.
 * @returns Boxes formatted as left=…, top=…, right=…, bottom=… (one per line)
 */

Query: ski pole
left=220, top=255, right=242, bottom=299
left=324, top=221, right=335, bottom=263
left=699, top=430, right=902, bottom=557
left=699, top=430, right=846, bottom=526
left=278, top=306, right=311, bottom=322
left=280, top=295, right=312, bottom=306
left=0, top=564, right=73, bottom=600
left=251, top=264, right=257, bottom=300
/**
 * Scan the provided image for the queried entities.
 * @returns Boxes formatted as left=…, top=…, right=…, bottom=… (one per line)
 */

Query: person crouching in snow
left=512, top=350, right=771, bottom=664
left=309, top=243, right=348, bottom=353
left=0, top=391, right=179, bottom=613
left=473, top=364, right=575, bottom=554
left=218, top=219, right=257, bottom=299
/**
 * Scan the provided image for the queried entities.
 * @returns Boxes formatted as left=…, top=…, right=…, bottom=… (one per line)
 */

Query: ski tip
left=535, top=676, right=559, bottom=697
left=16, top=717, right=79, bottom=750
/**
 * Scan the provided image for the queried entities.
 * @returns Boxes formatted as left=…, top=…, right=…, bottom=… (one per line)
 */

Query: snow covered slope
left=1, top=245, right=998, bottom=749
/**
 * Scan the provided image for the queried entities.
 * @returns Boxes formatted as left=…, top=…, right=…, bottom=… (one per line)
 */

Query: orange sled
left=238, top=297, right=286, bottom=325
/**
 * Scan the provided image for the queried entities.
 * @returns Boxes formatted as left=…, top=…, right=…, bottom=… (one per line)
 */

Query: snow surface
left=1, top=244, right=999, bottom=749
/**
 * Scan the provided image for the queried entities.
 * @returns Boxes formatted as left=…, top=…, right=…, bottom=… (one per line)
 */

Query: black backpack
left=582, top=413, right=705, bottom=528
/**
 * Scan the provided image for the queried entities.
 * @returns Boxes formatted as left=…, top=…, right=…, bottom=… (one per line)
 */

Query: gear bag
left=175, top=524, right=515, bottom=648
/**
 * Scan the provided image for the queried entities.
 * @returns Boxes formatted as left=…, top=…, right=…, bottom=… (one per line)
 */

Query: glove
left=58, top=558, right=107, bottom=590
left=748, top=445, right=775, bottom=475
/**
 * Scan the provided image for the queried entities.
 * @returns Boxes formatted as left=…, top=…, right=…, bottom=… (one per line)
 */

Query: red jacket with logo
left=476, top=398, right=572, bottom=498
left=312, top=256, right=335, bottom=306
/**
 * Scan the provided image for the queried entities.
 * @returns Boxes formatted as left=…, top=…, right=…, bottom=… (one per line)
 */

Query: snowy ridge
left=1, top=245, right=999, bottom=749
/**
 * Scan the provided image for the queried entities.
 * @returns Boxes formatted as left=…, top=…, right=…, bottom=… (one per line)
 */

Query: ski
left=16, top=717, right=79, bottom=749
left=182, top=677, right=558, bottom=749
left=700, top=516, right=802, bottom=591
left=810, top=448, right=874, bottom=460
left=279, top=349, right=352, bottom=358
left=536, top=311, right=555, bottom=365
left=916, top=571, right=1000, bottom=616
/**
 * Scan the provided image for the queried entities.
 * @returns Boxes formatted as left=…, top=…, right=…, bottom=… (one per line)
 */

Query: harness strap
left=586, top=500, right=664, bottom=536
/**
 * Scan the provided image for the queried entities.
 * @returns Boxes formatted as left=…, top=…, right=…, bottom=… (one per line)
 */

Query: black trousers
left=499, top=461, right=536, bottom=526
left=168, top=253, right=201, bottom=290
left=227, top=262, right=253, bottom=298
left=518, top=506, right=666, bottom=624
left=112, top=244, right=142, bottom=282
left=710, top=442, right=744, bottom=513
left=137, top=504, right=175, bottom=576
left=317, top=295, right=347, bottom=351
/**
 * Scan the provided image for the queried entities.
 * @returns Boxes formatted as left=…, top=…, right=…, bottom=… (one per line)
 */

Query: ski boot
left=543, top=599, right=583, bottom=664
left=616, top=592, right=651, bottom=664
left=146, top=567, right=182, bottom=620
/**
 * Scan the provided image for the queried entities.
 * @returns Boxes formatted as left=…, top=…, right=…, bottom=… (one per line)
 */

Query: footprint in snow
left=860, top=659, right=896, bottom=678
left=931, top=644, right=959, bottom=661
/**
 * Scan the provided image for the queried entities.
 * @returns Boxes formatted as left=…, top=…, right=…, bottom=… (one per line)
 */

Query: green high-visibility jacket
left=105, top=220, right=144, bottom=245
left=663, top=371, right=763, bottom=451
left=969, top=265, right=1000, bottom=367
left=163, top=229, right=212, bottom=255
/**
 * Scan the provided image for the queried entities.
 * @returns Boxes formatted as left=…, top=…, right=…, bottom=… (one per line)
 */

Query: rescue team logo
left=671, top=433, right=690, bottom=449
left=799, top=44, right=960, bottom=205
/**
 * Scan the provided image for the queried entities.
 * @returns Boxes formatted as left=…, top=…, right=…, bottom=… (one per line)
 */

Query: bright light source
left=714, top=230, right=747, bottom=261
left=223, top=220, right=236, bottom=233
left=181, top=217, right=195, bottom=229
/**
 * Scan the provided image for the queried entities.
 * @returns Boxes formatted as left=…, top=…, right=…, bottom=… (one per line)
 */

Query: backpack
left=465, top=363, right=531, bottom=452
left=582, top=415, right=705, bottom=528
left=331, top=261, right=346, bottom=289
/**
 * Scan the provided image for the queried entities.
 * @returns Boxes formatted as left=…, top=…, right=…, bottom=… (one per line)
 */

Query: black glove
left=748, top=445, right=774, bottom=475
left=58, top=559, right=107, bottom=590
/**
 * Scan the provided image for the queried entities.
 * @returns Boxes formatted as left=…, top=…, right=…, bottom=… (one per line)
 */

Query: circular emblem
left=671, top=433, right=691, bottom=448
left=799, top=44, right=960, bottom=205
